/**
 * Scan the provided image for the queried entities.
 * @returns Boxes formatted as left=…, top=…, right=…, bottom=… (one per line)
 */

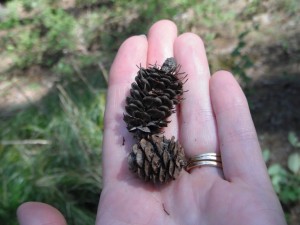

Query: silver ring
left=186, top=153, right=222, bottom=172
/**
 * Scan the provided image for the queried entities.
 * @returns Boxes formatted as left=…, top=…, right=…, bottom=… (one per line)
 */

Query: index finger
left=102, top=35, right=148, bottom=185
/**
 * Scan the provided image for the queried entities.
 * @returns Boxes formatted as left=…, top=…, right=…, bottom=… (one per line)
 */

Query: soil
left=0, top=0, right=299, bottom=224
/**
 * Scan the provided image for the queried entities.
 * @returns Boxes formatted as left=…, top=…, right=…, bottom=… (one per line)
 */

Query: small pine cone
left=128, top=135, right=187, bottom=183
left=123, top=58, right=186, bottom=138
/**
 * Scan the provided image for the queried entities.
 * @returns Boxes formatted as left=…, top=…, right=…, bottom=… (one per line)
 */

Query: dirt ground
left=0, top=1, right=299, bottom=224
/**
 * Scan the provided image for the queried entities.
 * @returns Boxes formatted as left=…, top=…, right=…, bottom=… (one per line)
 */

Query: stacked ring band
left=186, top=153, right=222, bottom=172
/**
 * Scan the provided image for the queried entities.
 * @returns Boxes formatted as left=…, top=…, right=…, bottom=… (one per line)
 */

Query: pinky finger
left=210, top=71, right=271, bottom=187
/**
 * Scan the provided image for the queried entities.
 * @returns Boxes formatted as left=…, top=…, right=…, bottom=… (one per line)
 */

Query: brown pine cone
left=128, top=135, right=187, bottom=183
left=123, top=58, right=186, bottom=138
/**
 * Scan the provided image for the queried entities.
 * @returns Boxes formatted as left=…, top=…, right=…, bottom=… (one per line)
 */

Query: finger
left=102, top=35, right=148, bottom=184
left=17, top=202, right=67, bottom=225
left=210, top=71, right=270, bottom=186
left=174, top=33, right=218, bottom=173
left=147, top=20, right=177, bottom=65
left=147, top=19, right=178, bottom=138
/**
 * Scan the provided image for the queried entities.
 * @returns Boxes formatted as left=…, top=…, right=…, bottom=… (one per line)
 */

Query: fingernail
left=139, top=34, right=147, bottom=38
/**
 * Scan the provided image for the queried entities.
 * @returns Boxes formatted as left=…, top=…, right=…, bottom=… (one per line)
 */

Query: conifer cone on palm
left=123, top=58, right=187, bottom=183
left=128, top=135, right=186, bottom=183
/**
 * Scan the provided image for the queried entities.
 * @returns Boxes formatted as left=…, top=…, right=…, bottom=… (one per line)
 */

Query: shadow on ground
left=247, top=74, right=300, bottom=133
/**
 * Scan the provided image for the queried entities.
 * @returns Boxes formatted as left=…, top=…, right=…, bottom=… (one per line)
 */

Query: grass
left=0, top=74, right=105, bottom=224
left=0, top=0, right=299, bottom=224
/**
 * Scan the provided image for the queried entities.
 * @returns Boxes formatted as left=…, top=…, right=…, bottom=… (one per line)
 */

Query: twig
left=162, top=203, right=170, bottom=216
left=98, top=61, right=108, bottom=84
left=1, top=139, right=51, bottom=145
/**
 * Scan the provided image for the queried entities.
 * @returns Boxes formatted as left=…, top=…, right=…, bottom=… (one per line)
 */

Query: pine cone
left=128, top=135, right=186, bottom=183
left=123, top=58, right=186, bottom=138
left=124, top=58, right=187, bottom=184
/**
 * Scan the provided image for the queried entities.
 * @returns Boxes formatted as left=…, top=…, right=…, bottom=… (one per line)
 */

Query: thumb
left=17, top=202, right=67, bottom=225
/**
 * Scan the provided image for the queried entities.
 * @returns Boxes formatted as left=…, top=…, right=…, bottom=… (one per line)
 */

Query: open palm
left=17, top=20, right=286, bottom=225
left=95, top=20, right=286, bottom=225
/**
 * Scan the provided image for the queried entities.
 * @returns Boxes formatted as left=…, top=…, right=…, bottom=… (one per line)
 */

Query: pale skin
left=17, top=20, right=287, bottom=225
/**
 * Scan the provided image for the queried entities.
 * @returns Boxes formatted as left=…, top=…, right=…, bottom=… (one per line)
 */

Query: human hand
left=17, top=20, right=287, bottom=225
